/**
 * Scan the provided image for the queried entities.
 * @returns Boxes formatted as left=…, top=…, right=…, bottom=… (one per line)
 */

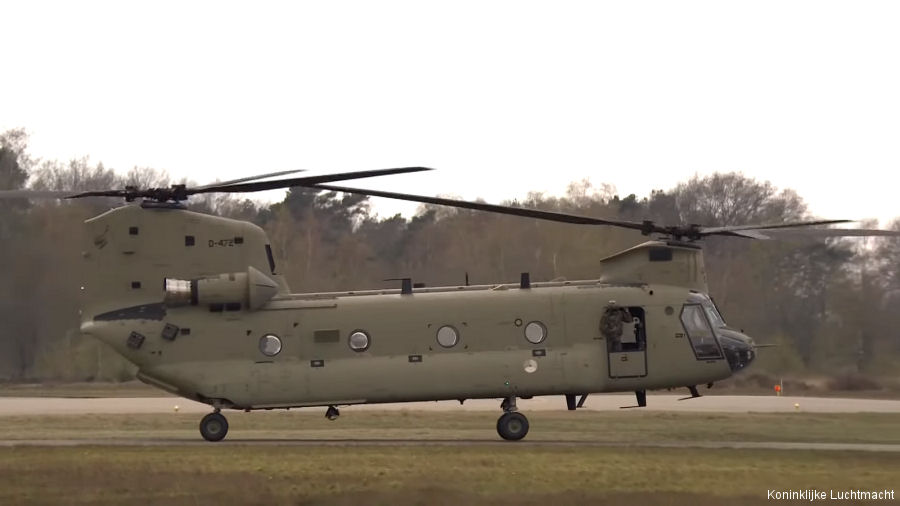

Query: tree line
left=1, top=128, right=898, bottom=381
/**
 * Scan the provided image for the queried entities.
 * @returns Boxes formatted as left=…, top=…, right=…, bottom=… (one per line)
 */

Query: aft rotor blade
left=192, top=169, right=307, bottom=191
left=0, top=190, right=80, bottom=200
left=305, top=183, right=659, bottom=232
left=65, top=167, right=435, bottom=201
left=188, top=167, right=434, bottom=195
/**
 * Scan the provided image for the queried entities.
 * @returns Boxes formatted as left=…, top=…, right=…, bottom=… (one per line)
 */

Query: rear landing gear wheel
left=497, top=411, right=529, bottom=441
left=200, top=412, right=229, bottom=442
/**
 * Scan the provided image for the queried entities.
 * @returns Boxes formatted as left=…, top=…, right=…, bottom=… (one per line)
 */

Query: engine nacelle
left=165, top=266, right=279, bottom=311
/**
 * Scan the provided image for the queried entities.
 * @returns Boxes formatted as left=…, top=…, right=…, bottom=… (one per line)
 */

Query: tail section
left=81, top=203, right=286, bottom=320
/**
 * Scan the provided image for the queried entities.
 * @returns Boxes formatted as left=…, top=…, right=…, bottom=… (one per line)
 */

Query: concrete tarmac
left=2, top=394, right=900, bottom=416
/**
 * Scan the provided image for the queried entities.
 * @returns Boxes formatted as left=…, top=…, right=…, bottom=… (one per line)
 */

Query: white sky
left=2, top=0, right=899, bottom=224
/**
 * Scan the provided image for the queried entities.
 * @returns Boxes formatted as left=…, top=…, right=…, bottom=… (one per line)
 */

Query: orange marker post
left=774, top=384, right=781, bottom=397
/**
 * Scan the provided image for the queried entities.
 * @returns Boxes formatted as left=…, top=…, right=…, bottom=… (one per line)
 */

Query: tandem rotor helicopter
left=3, top=167, right=898, bottom=442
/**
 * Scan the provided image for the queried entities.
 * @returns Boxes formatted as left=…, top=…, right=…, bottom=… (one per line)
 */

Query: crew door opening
left=603, top=306, right=647, bottom=378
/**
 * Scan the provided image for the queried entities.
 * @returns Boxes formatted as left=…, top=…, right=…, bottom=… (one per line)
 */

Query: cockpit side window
left=680, top=304, right=723, bottom=360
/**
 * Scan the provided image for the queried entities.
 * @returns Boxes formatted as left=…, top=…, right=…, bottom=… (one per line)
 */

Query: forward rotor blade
left=305, top=183, right=658, bottom=232
left=192, top=169, right=307, bottom=191
left=0, top=190, right=80, bottom=200
left=699, top=219, right=850, bottom=236
left=189, top=167, right=434, bottom=195
left=752, top=228, right=900, bottom=239
left=713, top=229, right=773, bottom=239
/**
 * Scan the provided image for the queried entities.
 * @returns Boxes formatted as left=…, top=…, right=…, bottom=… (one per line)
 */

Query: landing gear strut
left=496, top=396, right=529, bottom=441
left=199, top=411, right=229, bottom=442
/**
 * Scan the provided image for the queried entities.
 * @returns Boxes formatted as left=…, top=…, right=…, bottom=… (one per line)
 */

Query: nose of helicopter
left=717, top=328, right=756, bottom=372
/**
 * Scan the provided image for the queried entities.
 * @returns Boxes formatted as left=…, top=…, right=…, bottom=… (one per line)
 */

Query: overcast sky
left=2, top=1, right=898, bottom=225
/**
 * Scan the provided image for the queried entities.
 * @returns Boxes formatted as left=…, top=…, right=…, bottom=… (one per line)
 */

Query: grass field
left=0, top=411, right=898, bottom=505
left=1, top=445, right=896, bottom=505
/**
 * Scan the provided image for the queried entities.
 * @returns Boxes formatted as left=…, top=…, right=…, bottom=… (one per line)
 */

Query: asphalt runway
left=2, top=395, right=898, bottom=451
left=1, top=438, right=898, bottom=452
left=2, top=394, right=900, bottom=416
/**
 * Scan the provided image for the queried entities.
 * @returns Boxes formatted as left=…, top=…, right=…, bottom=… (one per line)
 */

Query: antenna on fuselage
left=520, top=272, right=531, bottom=289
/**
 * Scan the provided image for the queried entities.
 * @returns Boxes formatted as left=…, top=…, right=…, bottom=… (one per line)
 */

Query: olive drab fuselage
left=79, top=204, right=755, bottom=411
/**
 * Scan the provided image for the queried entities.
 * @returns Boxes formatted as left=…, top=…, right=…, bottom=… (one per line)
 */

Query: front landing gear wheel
left=200, top=412, right=229, bottom=442
left=497, top=412, right=529, bottom=441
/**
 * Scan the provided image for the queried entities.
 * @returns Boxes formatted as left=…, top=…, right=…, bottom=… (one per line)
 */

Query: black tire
left=496, top=412, right=529, bottom=441
left=200, top=412, right=229, bottom=442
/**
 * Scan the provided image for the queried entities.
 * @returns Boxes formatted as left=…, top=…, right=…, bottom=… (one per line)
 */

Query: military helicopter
left=3, top=167, right=898, bottom=442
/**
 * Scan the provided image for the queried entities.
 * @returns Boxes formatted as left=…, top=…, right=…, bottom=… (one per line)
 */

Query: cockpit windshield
left=703, top=303, right=725, bottom=328
left=685, top=292, right=755, bottom=370
left=680, top=304, right=723, bottom=360
left=688, top=292, right=726, bottom=328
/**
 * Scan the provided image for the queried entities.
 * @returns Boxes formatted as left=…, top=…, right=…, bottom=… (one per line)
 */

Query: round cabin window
left=258, top=334, right=282, bottom=356
left=348, top=331, right=370, bottom=352
left=436, top=325, right=459, bottom=348
left=524, top=321, right=547, bottom=344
